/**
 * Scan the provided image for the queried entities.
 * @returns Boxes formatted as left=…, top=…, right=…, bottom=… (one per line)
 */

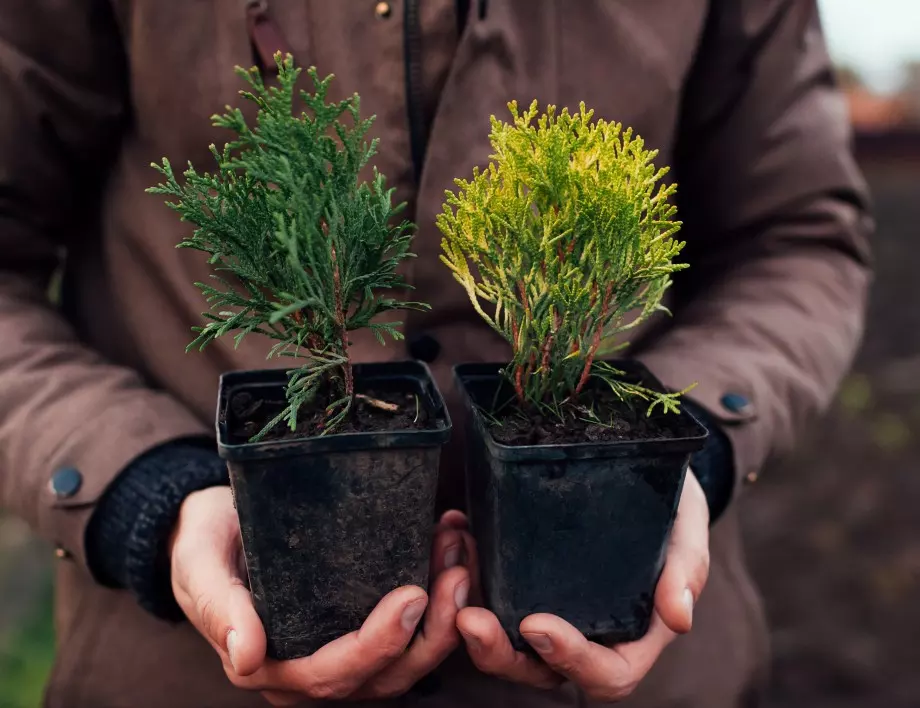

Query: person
left=0, top=1, right=871, bottom=706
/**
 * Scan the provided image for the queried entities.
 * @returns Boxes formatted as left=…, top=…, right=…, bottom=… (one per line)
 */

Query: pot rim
left=217, top=360, right=452, bottom=461
left=454, top=361, right=708, bottom=462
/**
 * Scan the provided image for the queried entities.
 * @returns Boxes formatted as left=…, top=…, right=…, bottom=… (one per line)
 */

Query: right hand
left=169, top=487, right=472, bottom=705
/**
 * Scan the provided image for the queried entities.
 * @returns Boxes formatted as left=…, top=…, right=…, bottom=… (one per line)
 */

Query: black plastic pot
left=455, top=362, right=707, bottom=650
left=217, top=361, right=451, bottom=660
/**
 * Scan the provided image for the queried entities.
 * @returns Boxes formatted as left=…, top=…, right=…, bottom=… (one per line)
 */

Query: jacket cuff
left=86, top=441, right=228, bottom=621
left=38, top=393, right=212, bottom=570
left=637, top=348, right=766, bottom=510
left=682, top=400, right=735, bottom=523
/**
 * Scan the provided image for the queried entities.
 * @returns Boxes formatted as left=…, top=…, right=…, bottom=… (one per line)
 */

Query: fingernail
left=522, top=632, right=553, bottom=654
left=454, top=580, right=469, bottom=610
left=401, top=598, right=427, bottom=631
left=226, top=630, right=240, bottom=673
left=460, top=630, right=481, bottom=651
left=444, top=544, right=461, bottom=569
left=683, top=589, right=695, bottom=624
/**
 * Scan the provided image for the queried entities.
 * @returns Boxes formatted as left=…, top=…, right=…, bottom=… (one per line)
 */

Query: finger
left=457, top=530, right=482, bottom=606
left=520, top=612, right=676, bottom=702
left=171, top=497, right=266, bottom=677
left=655, top=470, right=711, bottom=634
left=431, top=512, right=480, bottom=602
left=178, top=557, right=266, bottom=677
left=430, top=527, right=465, bottom=577
left=357, top=566, right=470, bottom=698
left=244, top=585, right=428, bottom=698
left=457, top=608, right=563, bottom=689
left=437, top=510, right=470, bottom=531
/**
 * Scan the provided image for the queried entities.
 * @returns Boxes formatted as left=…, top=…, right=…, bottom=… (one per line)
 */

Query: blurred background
left=1, top=2, right=918, bottom=706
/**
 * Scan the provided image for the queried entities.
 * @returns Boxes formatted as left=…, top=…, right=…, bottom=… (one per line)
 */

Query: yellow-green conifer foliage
left=438, top=101, right=688, bottom=420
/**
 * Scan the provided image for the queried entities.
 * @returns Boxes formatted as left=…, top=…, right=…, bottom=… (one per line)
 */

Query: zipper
left=403, top=0, right=426, bottom=182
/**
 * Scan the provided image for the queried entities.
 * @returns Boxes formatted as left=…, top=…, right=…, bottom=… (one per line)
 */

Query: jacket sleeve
left=635, top=0, right=873, bottom=500
left=0, top=2, right=211, bottom=569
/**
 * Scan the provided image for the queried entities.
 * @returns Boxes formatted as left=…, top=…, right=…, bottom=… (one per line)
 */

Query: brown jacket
left=0, top=1, right=870, bottom=706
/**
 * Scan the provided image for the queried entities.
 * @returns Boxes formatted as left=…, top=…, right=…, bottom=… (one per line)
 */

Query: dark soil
left=488, top=385, right=699, bottom=446
left=227, top=384, right=432, bottom=444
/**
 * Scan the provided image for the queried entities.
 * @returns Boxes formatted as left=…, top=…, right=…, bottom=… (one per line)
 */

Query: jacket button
left=408, top=333, right=441, bottom=363
left=720, top=392, right=752, bottom=415
left=54, top=547, right=72, bottom=560
left=374, top=1, right=391, bottom=19
left=48, top=467, right=82, bottom=499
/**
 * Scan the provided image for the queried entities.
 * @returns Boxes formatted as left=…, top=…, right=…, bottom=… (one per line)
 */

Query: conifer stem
left=330, top=242, right=354, bottom=403
left=574, top=284, right=613, bottom=396
left=574, top=333, right=601, bottom=397
left=514, top=364, right=526, bottom=405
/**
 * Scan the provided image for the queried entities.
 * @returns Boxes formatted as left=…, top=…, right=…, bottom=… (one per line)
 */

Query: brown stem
left=514, top=364, right=526, bottom=405
left=330, top=242, right=353, bottom=401
left=342, top=348, right=354, bottom=402
left=540, top=335, right=554, bottom=372
left=574, top=329, right=602, bottom=397
left=540, top=311, right=561, bottom=372
left=518, top=280, right=531, bottom=319
left=574, top=284, right=613, bottom=397
left=588, top=282, right=600, bottom=311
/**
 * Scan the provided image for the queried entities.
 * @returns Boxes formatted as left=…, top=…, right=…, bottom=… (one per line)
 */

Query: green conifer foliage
left=438, top=101, right=689, bottom=422
left=149, top=54, right=426, bottom=439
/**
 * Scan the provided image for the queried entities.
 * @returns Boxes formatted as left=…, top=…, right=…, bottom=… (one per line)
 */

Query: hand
left=169, top=486, right=471, bottom=705
left=456, top=470, right=711, bottom=701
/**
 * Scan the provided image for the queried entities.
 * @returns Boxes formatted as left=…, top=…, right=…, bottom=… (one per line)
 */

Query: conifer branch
left=149, top=53, right=426, bottom=439
left=438, top=100, right=689, bottom=420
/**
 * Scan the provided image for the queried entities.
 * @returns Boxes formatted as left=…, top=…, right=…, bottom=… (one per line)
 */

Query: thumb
left=655, top=470, right=710, bottom=635
left=171, top=488, right=267, bottom=676
left=218, top=575, right=266, bottom=677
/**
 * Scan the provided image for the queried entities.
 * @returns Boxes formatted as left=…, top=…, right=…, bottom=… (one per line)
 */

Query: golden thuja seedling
left=438, top=100, right=691, bottom=423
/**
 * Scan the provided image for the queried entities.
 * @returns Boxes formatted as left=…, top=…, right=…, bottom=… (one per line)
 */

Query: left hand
left=456, top=469, right=711, bottom=701
left=170, top=487, right=471, bottom=705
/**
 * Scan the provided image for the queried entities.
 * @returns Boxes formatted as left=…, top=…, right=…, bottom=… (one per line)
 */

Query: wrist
left=682, top=400, right=735, bottom=523
left=168, top=486, right=227, bottom=561
left=86, top=440, right=229, bottom=620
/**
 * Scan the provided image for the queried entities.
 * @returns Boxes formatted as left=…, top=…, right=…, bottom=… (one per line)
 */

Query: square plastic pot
left=217, top=361, right=451, bottom=660
left=455, top=362, right=707, bottom=650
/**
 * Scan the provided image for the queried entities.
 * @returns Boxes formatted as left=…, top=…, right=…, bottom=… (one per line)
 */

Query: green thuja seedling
left=438, top=100, right=690, bottom=424
left=149, top=54, right=426, bottom=439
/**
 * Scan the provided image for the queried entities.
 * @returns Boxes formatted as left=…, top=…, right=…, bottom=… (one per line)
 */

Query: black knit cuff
left=682, top=401, right=735, bottom=524
left=86, top=440, right=228, bottom=621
